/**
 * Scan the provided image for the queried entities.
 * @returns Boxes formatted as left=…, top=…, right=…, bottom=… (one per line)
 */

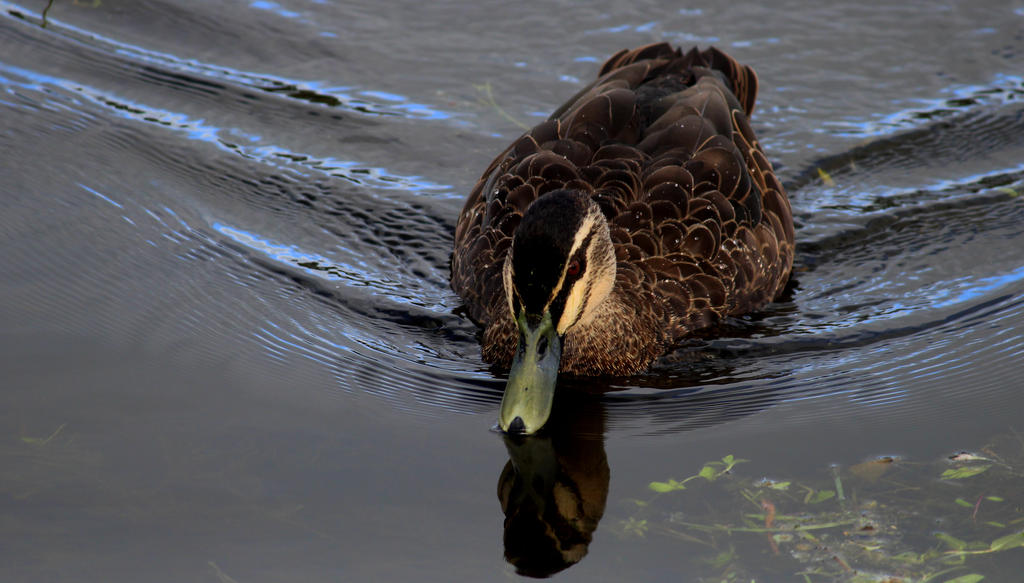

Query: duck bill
left=499, top=310, right=562, bottom=435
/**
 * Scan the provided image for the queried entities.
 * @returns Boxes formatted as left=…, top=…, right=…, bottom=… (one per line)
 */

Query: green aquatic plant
left=613, top=433, right=1024, bottom=582
left=940, top=466, right=990, bottom=480
left=648, top=454, right=748, bottom=493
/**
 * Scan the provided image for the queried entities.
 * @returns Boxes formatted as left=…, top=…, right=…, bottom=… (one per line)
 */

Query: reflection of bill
left=496, top=395, right=608, bottom=578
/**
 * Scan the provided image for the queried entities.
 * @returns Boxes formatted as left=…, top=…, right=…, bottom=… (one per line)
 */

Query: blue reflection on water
left=79, top=184, right=123, bottom=209
left=2, top=3, right=461, bottom=123
left=0, top=62, right=454, bottom=197
left=941, top=265, right=1024, bottom=307
left=822, top=74, right=1024, bottom=138
left=213, top=222, right=361, bottom=283
left=249, top=0, right=301, bottom=19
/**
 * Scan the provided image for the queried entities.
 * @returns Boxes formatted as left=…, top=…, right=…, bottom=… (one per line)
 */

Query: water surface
left=3, top=0, right=1024, bottom=580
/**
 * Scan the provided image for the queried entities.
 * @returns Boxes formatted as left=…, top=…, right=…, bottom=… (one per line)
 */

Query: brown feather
left=452, top=43, right=794, bottom=375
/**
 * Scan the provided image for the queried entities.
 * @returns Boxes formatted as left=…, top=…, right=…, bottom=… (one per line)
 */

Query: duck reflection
left=493, top=368, right=789, bottom=577
left=496, top=392, right=608, bottom=578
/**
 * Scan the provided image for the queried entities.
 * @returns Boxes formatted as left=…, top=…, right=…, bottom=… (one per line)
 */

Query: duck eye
left=566, top=259, right=581, bottom=277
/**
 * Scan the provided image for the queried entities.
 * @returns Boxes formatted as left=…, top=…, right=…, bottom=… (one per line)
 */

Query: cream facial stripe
left=551, top=211, right=607, bottom=334
left=502, top=252, right=517, bottom=317
left=567, top=212, right=599, bottom=263
left=555, top=222, right=616, bottom=334
left=542, top=211, right=598, bottom=312
left=561, top=228, right=615, bottom=333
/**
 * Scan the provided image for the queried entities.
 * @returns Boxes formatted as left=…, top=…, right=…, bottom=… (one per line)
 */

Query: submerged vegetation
left=614, top=432, right=1024, bottom=582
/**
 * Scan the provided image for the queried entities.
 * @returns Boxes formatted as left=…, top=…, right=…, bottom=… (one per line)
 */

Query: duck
left=451, top=42, right=795, bottom=434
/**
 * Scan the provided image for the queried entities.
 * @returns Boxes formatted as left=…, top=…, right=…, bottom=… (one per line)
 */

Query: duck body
left=451, top=43, right=794, bottom=432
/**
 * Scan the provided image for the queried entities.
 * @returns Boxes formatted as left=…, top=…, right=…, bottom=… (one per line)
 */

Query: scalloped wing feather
left=452, top=43, right=794, bottom=374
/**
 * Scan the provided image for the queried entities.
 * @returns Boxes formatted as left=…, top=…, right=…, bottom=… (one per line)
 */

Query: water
left=2, top=0, right=1023, bottom=580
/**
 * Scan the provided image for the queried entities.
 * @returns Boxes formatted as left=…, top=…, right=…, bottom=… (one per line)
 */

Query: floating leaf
left=941, top=465, right=991, bottom=480
left=986, top=496, right=1004, bottom=502
left=945, top=575, right=984, bottom=583
left=954, top=498, right=974, bottom=508
left=989, top=531, right=1024, bottom=552
left=649, top=480, right=684, bottom=493
left=698, top=465, right=717, bottom=481
left=807, top=490, right=836, bottom=504
left=720, top=455, right=748, bottom=472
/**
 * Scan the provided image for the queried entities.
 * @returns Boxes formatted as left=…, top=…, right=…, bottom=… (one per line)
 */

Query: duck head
left=499, top=190, right=617, bottom=434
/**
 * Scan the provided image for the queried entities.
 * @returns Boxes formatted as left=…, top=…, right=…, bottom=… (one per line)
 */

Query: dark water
left=3, top=0, right=1024, bottom=581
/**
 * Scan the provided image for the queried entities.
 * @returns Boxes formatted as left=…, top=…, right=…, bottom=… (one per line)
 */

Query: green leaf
left=808, top=490, right=836, bottom=504
left=944, top=575, right=984, bottom=583
left=986, top=496, right=1004, bottom=502
left=941, top=465, right=991, bottom=479
left=720, top=454, right=748, bottom=472
left=954, top=498, right=974, bottom=508
left=936, top=532, right=968, bottom=550
left=891, top=551, right=920, bottom=564
left=698, top=465, right=718, bottom=481
left=649, top=480, right=683, bottom=493
left=989, top=531, right=1024, bottom=552
left=620, top=517, right=648, bottom=537
left=767, top=481, right=791, bottom=491
left=985, top=521, right=1006, bottom=528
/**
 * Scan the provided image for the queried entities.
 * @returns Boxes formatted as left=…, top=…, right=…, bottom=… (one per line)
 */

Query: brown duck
left=451, top=43, right=794, bottom=434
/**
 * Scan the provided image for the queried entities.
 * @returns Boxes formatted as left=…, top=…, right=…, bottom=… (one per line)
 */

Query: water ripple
left=822, top=74, right=1024, bottom=139
left=5, top=0, right=1023, bottom=439
left=3, top=1, right=464, bottom=124
left=0, top=60, right=454, bottom=198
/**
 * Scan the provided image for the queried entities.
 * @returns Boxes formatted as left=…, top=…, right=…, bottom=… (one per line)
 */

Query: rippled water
left=3, top=1, right=1024, bottom=581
